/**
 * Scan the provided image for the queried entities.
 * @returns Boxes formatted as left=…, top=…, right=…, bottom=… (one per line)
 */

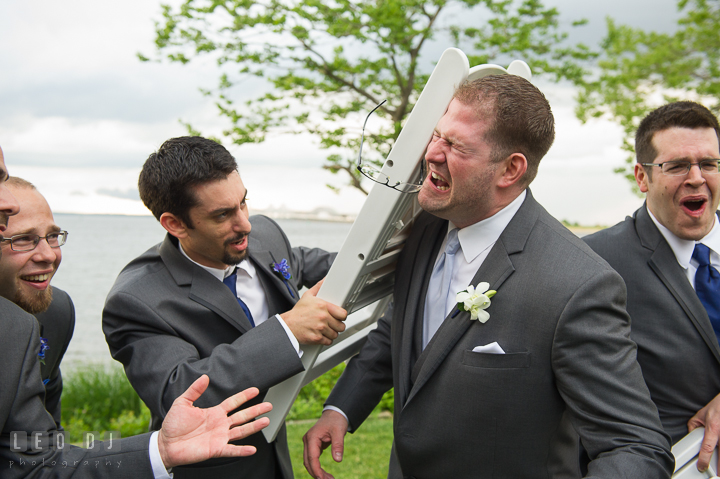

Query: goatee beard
left=223, top=249, right=248, bottom=266
left=16, top=285, right=53, bottom=314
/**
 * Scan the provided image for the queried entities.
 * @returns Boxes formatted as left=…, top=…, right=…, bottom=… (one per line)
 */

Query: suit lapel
left=394, top=216, right=447, bottom=407
left=405, top=191, right=538, bottom=405
left=637, top=206, right=720, bottom=364
left=248, top=236, right=299, bottom=314
left=159, top=234, right=253, bottom=333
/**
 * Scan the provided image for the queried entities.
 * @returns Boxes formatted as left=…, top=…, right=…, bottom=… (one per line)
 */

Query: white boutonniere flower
left=456, top=282, right=496, bottom=323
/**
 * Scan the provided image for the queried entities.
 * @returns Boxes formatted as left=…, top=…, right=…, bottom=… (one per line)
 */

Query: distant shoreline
left=54, top=209, right=357, bottom=223
left=54, top=212, right=606, bottom=229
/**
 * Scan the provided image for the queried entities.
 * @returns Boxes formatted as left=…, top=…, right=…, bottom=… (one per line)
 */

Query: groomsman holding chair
left=103, top=136, right=347, bottom=479
left=0, top=145, right=275, bottom=479
left=585, top=101, right=720, bottom=475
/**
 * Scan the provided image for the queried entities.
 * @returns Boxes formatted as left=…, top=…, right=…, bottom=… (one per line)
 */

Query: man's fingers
left=220, top=387, right=260, bottom=412
left=228, top=401, right=273, bottom=427
left=327, top=317, right=346, bottom=333
left=331, top=428, right=344, bottom=463
left=307, top=279, right=325, bottom=296
left=179, top=374, right=210, bottom=404
left=303, top=412, right=347, bottom=479
left=697, top=428, right=719, bottom=472
left=228, top=417, right=271, bottom=442
left=219, top=444, right=257, bottom=458
left=326, top=302, right=347, bottom=322
left=303, top=431, right=333, bottom=479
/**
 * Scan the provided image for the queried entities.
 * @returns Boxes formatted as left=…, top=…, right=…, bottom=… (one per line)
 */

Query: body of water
left=50, top=214, right=352, bottom=369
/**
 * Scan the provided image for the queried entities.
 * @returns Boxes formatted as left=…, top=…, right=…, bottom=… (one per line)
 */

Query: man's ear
left=635, top=163, right=650, bottom=193
left=160, top=212, right=189, bottom=239
left=497, top=153, right=528, bottom=189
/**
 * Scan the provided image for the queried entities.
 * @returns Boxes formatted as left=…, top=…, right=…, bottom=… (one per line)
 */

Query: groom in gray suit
left=304, top=75, right=673, bottom=478
left=103, top=136, right=347, bottom=479
left=585, top=101, right=720, bottom=473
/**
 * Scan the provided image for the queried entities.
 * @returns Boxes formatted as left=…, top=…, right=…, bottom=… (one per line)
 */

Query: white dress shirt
left=648, top=210, right=720, bottom=289
left=149, top=431, right=172, bottom=478
left=326, top=190, right=527, bottom=422
left=179, top=244, right=301, bottom=355
left=422, top=190, right=526, bottom=346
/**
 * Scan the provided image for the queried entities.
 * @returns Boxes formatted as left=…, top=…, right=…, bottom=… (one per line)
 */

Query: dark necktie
left=223, top=270, right=255, bottom=327
left=693, top=243, right=720, bottom=343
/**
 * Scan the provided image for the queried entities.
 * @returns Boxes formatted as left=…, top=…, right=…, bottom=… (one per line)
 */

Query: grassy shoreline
left=60, top=362, right=395, bottom=477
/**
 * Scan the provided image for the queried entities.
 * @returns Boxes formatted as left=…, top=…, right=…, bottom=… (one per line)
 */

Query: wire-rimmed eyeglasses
left=639, top=159, right=720, bottom=176
left=356, top=100, right=424, bottom=194
left=0, top=231, right=68, bottom=252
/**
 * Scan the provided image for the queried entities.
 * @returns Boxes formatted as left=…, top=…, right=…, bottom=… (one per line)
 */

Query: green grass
left=287, top=414, right=394, bottom=479
left=60, top=364, right=151, bottom=443
left=60, top=362, right=395, bottom=475
left=288, top=362, right=394, bottom=421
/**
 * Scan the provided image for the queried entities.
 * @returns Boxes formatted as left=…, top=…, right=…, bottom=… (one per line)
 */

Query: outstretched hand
left=303, top=409, right=349, bottom=479
left=158, top=375, right=272, bottom=469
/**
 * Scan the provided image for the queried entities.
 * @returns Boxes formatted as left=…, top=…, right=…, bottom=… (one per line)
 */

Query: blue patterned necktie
left=424, top=228, right=461, bottom=348
left=693, top=243, right=720, bottom=343
left=223, top=269, right=255, bottom=327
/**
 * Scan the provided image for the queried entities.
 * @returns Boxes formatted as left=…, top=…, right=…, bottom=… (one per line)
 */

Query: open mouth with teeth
left=21, top=273, right=51, bottom=284
left=430, top=172, right=450, bottom=191
left=681, top=197, right=707, bottom=214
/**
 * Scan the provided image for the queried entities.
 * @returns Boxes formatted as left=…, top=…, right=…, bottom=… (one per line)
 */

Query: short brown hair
left=636, top=102, right=720, bottom=174
left=453, top=75, right=555, bottom=186
left=138, top=136, right=238, bottom=228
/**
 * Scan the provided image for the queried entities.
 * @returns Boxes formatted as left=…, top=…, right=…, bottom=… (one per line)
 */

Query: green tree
left=573, top=0, right=720, bottom=193
left=142, top=0, right=591, bottom=193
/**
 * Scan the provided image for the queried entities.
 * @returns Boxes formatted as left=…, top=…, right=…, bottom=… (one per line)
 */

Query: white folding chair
left=261, top=48, right=531, bottom=442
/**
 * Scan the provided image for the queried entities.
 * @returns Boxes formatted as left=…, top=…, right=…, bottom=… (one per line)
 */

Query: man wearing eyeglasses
left=585, top=101, right=720, bottom=473
left=0, top=146, right=284, bottom=478
left=0, top=177, right=72, bottom=430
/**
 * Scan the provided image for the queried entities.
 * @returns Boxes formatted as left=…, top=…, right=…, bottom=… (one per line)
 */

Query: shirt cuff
left=149, top=430, right=173, bottom=479
left=322, top=405, right=349, bottom=424
left=276, top=314, right=303, bottom=358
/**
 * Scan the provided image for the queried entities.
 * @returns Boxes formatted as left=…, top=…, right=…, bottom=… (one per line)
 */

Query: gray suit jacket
left=0, top=296, right=153, bottom=478
left=327, top=191, right=673, bottom=478
left=103, top=215, right=334, bottom=479
left=34, top=286, right=75, bottom=429
left=585, top=204, right=720, bottom=443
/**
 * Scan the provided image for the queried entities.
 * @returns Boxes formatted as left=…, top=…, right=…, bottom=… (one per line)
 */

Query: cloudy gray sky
left=0, top=0, right=683, bottom=224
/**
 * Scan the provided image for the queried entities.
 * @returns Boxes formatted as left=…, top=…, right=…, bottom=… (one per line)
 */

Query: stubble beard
left=418, top=167, right=496, bottom=224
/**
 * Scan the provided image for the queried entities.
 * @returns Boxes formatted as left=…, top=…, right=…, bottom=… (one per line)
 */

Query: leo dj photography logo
left=7, top=431, right=123, bottom=471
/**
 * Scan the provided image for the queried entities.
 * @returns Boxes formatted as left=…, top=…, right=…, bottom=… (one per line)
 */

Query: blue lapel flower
left=38, top=337, right=49, bottom=365
left=272, top=259, right=292, bottom=280
left=270, top=258, right=295, bottom=298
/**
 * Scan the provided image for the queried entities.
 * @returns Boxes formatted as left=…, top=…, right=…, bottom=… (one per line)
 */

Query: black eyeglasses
left=356, top=100, right=424, bottom=194
left=639, top=159, right=720, bottom=176
left=0, top=231, right=68, bottom=252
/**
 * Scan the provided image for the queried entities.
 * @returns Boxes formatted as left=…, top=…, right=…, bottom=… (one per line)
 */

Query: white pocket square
left=472, top=342, right=505, bottom=354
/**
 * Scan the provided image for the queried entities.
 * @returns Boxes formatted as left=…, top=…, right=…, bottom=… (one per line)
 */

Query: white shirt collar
left=178, top=242, right=254, bottom=281
left=451, top=189, right=526, bottom=263
left=647, top=208, right=720, bottom=269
